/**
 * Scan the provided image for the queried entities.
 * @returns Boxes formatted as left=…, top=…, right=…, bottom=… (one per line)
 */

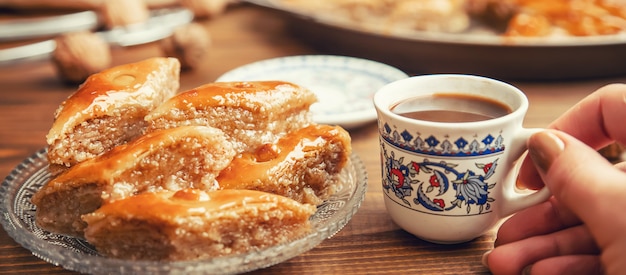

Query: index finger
left=518, top=83, right=626, bottom=190
left=551, top=83, right=626, bottom=147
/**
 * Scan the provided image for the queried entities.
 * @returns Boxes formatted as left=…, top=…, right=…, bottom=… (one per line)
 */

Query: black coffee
left=391, top=93, right=512, bottom=123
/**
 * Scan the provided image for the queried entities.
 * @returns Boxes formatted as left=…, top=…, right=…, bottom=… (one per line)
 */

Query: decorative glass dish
left=0, top=149, right=367, bottom=274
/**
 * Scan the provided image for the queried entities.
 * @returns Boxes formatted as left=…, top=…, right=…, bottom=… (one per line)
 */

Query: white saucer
left=216, top=55, right=409, bottom=129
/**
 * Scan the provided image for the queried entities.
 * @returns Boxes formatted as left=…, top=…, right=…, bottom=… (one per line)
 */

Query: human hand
left=482, top=83, right=626, bottom=275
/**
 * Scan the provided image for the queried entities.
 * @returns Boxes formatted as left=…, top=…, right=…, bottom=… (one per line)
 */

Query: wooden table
left=1, top=4, right=624, bottom=274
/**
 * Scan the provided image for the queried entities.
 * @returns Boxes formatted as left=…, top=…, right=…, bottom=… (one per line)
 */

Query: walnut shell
left=180, top=0, right=230, bottom=19
left=160, top=23, right=211, bottom=70
left=52, top=31, right=112, bottom=84
left=100, top=0, right=150, bottom=28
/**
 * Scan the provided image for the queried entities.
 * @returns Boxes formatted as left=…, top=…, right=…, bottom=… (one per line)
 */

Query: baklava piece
left=82, top=189, right=316, bottom=261
left=33, top=125, right=235, bottom=237
left=145, top=80, right=317, bottom=153
left=218, top=124, right=352, bottom=205
left=46, top=57, right=181, bottom=168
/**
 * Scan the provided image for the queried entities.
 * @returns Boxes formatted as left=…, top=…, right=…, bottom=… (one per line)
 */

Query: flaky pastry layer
left=82, top=189, right=316, bottom=261
left=33, top=125, right=236, bottom=237
left=217, top=124, right=352, bottom=205
left=145, top=80, right=317, bottom=153
left=47, top=57, right=181, bottom=167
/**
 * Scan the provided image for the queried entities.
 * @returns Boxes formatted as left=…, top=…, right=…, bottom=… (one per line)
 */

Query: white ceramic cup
left=373, top=74, right=551, bottom=244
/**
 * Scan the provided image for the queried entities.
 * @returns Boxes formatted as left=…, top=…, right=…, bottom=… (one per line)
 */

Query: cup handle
left=499, top=128, right=551, bottom=217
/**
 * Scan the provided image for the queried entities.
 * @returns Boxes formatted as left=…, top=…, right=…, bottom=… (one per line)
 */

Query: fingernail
left=528, top=131, right=565, bottom=175
left=481, top=250, right=491, bottom=267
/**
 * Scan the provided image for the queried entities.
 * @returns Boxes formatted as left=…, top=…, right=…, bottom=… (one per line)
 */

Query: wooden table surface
left=1, top=4, right=625, bottom=274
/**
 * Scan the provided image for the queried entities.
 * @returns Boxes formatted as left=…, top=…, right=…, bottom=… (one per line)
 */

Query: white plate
left=216, top=55, right=409, bottom=129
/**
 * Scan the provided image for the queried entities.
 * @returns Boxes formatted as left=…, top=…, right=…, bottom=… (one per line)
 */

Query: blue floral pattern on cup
left=381, top=144, right=497, bottom=215
left=379, top=122, right=503, bottom=215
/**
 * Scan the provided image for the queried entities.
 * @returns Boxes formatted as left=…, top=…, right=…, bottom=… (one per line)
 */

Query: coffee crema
left=390, top=93, right=513, bottom=123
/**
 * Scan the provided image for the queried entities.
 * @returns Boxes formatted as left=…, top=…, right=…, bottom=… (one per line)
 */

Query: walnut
left=52, top=31, right=112, bottom=84
left=100, top=0, right=150, bottom=29
left=180, top=0, right=230, bottom=19
left=160, top=23, right=211, bottom=70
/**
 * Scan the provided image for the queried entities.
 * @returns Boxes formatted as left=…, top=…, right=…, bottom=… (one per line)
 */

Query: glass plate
left=0, top=149, right=367, bottom=274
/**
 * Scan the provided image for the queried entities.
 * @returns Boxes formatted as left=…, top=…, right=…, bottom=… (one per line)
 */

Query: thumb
left=528, top=130, right=626, bottom=250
